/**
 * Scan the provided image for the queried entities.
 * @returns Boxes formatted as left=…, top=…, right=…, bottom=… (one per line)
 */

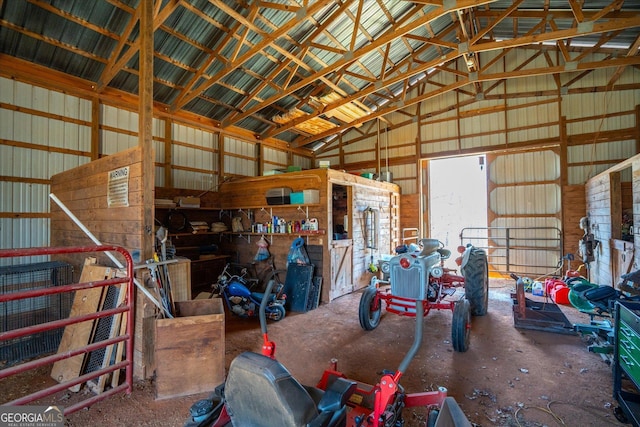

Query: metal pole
left=49, top=192, right=172, bottom=318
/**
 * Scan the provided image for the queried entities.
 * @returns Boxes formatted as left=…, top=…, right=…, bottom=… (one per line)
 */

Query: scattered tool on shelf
left=50, top=192, right=173, bottom=318
left=149, top=227, right=176, bottom=318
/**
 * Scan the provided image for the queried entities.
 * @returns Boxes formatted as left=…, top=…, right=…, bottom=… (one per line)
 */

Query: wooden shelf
left=156, top=206, right=220, bottom=211
left=169, top=231, right=222, bottom=237
left=223, top=203, right=321, bottom=210
left=223, top=230, right=325, bottom=236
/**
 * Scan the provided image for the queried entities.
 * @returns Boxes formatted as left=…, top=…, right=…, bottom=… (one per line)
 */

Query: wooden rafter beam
left=568, top=0, right=584, bottom=23
left=473, top=10, right=638, bottom=20
left=548, top=19, right=571, bottom=63
left=292, top=54, right=640, bottom=147
left=0, top=19, right=109, bottom=64
left=573, top=30, right=622, bottom=62
left=171, top=0, right=336, bottom=111
left=350, top=0, right=364, bottom=52
left=607, top=32, right=640, bottom=87
left=470, top=15, right=640, bottom=52
left=27, top=0, right=120, bottom=40
left=232, top=0, right=497, bottom=131
left=98, top=0, right=179, bottom=90
left=276, top=10, right=640, bottom=144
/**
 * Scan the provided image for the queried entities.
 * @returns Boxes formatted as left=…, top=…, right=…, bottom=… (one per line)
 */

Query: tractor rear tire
left=451, top=299, right=471, bottom=352
left=463, top=247, right=489, bottom=316
left=359, top=286, right=382, bottom=331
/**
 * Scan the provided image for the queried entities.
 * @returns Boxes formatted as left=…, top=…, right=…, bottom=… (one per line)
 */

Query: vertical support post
left=139, top=0, right=154, bottom=262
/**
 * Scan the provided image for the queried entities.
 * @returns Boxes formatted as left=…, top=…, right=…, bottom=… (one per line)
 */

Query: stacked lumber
left=50, top=258, right=129, bottom=394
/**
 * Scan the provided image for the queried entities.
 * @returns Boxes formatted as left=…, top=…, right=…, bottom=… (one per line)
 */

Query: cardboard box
left=155, top=298, right=225, bottom=399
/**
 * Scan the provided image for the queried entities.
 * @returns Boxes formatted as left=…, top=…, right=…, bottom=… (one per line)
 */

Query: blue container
left=290, top=192, right=304, bottom=204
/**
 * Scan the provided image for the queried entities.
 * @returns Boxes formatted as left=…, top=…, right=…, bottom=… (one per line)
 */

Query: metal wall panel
left=568, top=140, right=636, bottom=165
left=567, top=163, right=617, bottom=185
left=564, top=92, right=639, bottom=135
left=421, top=139, right=459, bottom=154
left=263, top=146, right=288, bottom=165
left=155, top=166, right=165, bottom=188
left=567, top=135, right=636, bottom=185
left=0, top=78, right=91, bottom=255
left=505, top=97, right=559, bottom=143
left=315, top=154, right=340, bottom=168
left=0, top=77, right=15, bottom=103
left=101, top=130, right=137, bottom=155
left=490, top=183, right=561, bottom=215
left=420, top=113, right=458, bottom=141
left=423, top=88, right=459, bottom=113
left=154, top=139, right=165, bottom=164
left=224, top=136, right=257, bottom=176
left=343, top=134, right=376, bottom=153
left=385, top=112, right=418, bottom=145
left=168, top=123, right=218, bottom=190
left=490, top=150, right=560, bottom=184
left=0, top=218, right=50, bottom=266
left=388, top=163, right=417, bottom=194
left=344, top=152, right=375, bottom=163
left=292, top=154, right=311, bottom=169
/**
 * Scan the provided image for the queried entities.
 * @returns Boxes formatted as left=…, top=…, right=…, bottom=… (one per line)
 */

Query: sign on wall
left=107, top=167, right=130, bottom=207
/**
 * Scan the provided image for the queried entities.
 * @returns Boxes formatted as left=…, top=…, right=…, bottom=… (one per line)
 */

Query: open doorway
left=428, top=155, right=488, bottom=268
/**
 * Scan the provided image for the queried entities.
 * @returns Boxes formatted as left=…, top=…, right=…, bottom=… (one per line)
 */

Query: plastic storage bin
left=266, top=187, right=292, bottom=205
left=290, top=192, right=304, bottom=204
left=303, top=189, right=319, bottom=204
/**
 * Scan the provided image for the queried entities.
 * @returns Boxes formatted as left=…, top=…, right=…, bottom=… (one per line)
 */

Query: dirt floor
left=2, top=279, right=630, bottom=426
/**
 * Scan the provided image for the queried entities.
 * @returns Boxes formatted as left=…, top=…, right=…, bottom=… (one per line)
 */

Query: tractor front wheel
left=359, top=286, right=382, bottom=331
left=463, top=247, right=489, bottom=316
left=451, top=299, right=471, bottom=352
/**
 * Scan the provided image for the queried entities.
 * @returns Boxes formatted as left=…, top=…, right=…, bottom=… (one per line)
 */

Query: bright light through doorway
left=429, top=155, right=487, bottom=265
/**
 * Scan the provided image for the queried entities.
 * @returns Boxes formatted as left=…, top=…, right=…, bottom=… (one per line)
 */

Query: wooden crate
left=154, top=298, right=225, bottom=399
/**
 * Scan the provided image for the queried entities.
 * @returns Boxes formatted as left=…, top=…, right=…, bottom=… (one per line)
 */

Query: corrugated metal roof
left=1, top=0, right=638, bottom=150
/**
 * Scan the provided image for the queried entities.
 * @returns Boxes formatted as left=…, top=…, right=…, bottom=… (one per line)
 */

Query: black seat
left=437, top=248, right=451, bottom=259
left=225, top=352, right=355, bottom=427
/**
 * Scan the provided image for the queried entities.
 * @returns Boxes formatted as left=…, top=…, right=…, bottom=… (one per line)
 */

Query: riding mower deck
left=359, top=239, right=489, bottom=352
left=184, top=263, right=472, bottom=427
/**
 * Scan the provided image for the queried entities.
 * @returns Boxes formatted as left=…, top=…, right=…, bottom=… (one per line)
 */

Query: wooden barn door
left=330, top=240, right=353, bottom=300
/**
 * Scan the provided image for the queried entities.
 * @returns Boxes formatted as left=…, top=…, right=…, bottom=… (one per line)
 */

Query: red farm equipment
left=359, top=239, right=489, bottom=352
left=184, top=250, right=474, bottom=427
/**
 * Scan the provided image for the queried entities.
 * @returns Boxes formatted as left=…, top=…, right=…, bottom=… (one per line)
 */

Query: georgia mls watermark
left=0, top=406, right=64, bottom=427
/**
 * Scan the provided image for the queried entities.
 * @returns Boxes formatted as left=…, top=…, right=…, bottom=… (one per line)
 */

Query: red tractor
left=359, top=239, right=489, bottom=352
